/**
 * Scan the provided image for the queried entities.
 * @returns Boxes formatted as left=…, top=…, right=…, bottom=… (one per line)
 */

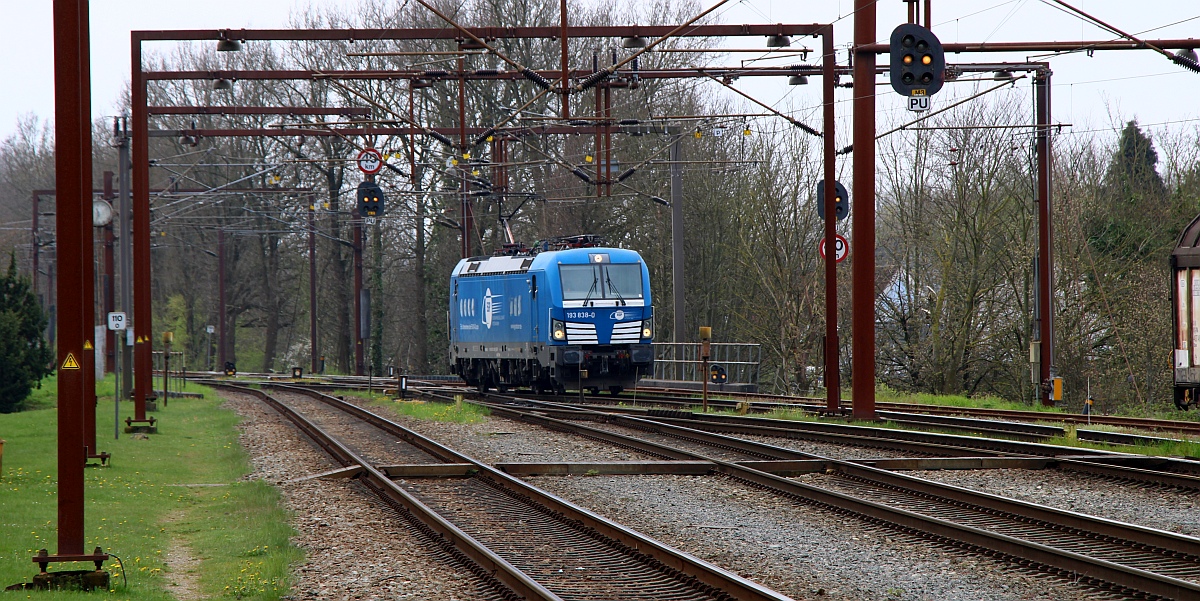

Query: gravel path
left=221, top=390, right=497, bottom=600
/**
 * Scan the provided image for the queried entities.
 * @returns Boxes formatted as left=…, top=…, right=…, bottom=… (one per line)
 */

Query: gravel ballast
left=222, top=390, right=491, bottom=600
left=224, top=386, right=1197, bottom=601
left=352, top=398, right=1103, bottom=601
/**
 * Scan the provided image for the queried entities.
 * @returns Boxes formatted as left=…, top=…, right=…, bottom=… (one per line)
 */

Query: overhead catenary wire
left=838, top=75, right=1028, bottom=154
left=696, top=70, right=821, bottom=137
left=1046, top=0, right=1200, bottom=72
left=572, top=0, right=735, bottom=92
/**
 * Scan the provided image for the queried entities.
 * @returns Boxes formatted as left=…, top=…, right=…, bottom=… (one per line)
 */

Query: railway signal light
left=356, top=181, right=386, bottom=217
left=816, top=180, right=849, bottom=222
left=889, top=23, right=945, bottom=97
left=709, top=364, right=727, bottom=385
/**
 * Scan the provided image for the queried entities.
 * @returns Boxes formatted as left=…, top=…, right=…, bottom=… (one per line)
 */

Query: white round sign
left=356, top=148, right=383, bottom=175
left=819, top=235, right=849, bottom=263
left=92, top=199, right=114, bottom=227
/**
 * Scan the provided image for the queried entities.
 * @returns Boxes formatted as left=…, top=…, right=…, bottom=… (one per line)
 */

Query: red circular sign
left=356, top=148, right=384, bottom=175
left=819, top=235, right=849, bottom=263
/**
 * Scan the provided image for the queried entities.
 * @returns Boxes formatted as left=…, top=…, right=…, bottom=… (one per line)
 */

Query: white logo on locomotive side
left=612, top=309, right=625, bottom=320
left=483, top=288, right=504, bottom=329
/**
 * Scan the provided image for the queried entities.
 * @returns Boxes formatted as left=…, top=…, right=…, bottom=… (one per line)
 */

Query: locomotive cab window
left=560, top=264, right=644, bottom=300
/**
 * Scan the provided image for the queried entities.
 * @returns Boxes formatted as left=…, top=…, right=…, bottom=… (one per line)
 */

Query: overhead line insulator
left=575, top=69, right=613, bottom=92
left=472, top=127, right=498, bottom=148
left=428, top=130, right=454, bottom=147
left=571, top=168, right=596, bottom=184
left=1171, top=53, right=1200, bottom=73
left=521, top=68, right=552, bottom=90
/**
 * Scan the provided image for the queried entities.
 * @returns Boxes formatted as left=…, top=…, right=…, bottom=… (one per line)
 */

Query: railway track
left=218, top=376, right=1200, bottom=488
left=631, top=385, right=1200, bottom=438
left=492, top=397, right=1200, bottom=489
left=453, top=392, right=1200, bottom=600
left=217, top=382, right=793, bottom=601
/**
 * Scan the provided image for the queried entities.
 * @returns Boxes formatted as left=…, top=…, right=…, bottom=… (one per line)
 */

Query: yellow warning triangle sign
left=62, top=353, right=81, bottom=370
left=83, top=340, right=93, bottom=350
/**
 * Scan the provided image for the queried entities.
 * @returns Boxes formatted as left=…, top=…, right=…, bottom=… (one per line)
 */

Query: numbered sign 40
left=819, top=235, right=849, bottom=263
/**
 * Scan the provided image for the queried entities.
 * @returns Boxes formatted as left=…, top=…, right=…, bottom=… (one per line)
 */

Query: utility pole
left=353, top=210, right=364, bottom=376
left=129, top=35, right=156, bottom=430
left=308, top=200, right=318, bottom=375
left=371, top=218, right=384, bottom=377
left=116, top=117, right=133, bottom=403
left=670, top=135, right=685, bottom=348
left=30, top=193, right=39, bottom=302
left=820, top=27, right=840, bottom=413
left=851, top=0, right=878, bottom=420
left=101, top=171, right=116, bottom=374
left=42, top=0, right=109, bottom=581
left=218, top=228, right=227, bottom=370
left=1035, top=69, right=1055, bottom=406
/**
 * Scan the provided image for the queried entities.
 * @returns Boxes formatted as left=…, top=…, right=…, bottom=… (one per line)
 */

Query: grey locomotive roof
left=455, top=255, right=535, bottom=277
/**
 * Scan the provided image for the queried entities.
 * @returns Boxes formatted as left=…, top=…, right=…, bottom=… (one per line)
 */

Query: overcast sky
left=1, top=1, right=1197, bottom=142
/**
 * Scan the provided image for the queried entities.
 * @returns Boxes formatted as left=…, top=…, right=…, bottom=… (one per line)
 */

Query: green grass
left=22, top=374, right=209, bottom=412
left=336, top=389, right=490, bottom=423
left=0, top=374, right=302, bottom=599
left=389, top=399, right=490, bottom=423
left=873, top=386, right=1067, bottom=413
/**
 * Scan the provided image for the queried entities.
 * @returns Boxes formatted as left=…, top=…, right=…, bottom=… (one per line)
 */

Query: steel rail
left=223, top=377, right=1200, bottom=487
left=482, top=401, right=820, bottom=462
left=468, top=395, right=1200, bottom=600
left=871, top=402, right=1200, bottom=436
left=264, top=383, right=795, bottom=601
left=636, top=386, right=1200, bottom=437
left=238, top=380, right=1200, bottom=487
left=213, top=384, right=554, bottom=600
left=562, top=389, right=1065, bottom=441
left=547, top=402, right=1200, bottom=488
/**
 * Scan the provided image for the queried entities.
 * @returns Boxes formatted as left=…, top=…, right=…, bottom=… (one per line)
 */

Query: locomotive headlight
left=551, top=319, right=566, bottom=341
left=641, top=317, right=653, bottom=339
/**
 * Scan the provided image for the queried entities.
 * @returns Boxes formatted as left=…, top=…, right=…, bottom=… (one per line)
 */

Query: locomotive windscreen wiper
left=605, top=272, right=627, bottom=306
left=582, top=274, right=599, bottom=305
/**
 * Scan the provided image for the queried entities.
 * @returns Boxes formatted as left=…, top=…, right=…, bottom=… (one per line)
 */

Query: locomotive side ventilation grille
left=610, top=321, right=642, bottom=343
left=566, top=322, right=598, bottom=344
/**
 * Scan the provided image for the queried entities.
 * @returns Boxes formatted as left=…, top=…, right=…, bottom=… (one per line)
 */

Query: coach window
left=560, top=264, right=601, bottom=300
left=603, top=264, right=644, bottom=299
left=560, top=264, right=644, bottom=300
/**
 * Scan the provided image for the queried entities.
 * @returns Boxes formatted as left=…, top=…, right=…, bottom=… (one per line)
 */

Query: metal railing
left=651, top=342, right=761, bottom=386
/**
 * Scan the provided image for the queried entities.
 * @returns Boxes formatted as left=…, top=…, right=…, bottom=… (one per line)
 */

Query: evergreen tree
left=0, top=254, right=53, bottom=413
left=1089, top=121, right=1172, bottom=261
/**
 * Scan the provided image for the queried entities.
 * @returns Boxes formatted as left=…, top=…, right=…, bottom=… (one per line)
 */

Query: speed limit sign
left=356, top=148, right=383, bottom=175
left=819, top=235, right=849, bottom=263
left=107, top=312, right=127, bottom=331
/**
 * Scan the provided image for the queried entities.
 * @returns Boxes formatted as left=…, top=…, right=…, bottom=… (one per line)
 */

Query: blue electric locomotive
left=448, top=237, right=654, bottom=394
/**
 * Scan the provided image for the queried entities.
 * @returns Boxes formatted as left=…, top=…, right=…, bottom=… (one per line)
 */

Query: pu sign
left=908, top=95, right=930, bottom=112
